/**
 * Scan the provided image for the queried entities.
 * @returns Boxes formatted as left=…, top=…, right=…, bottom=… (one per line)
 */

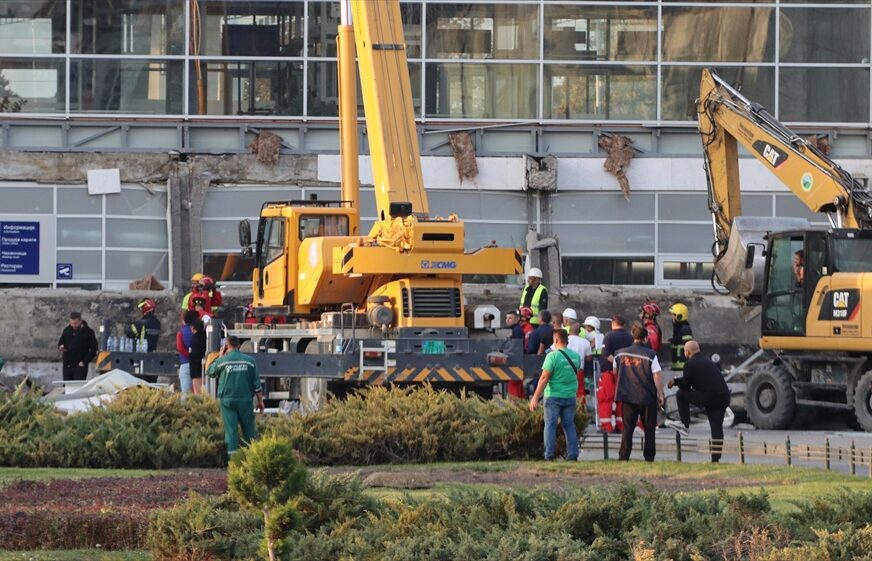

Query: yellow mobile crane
left=698, top=68, right=872, bottom=431
left=230, top=0, right=528, bottom=407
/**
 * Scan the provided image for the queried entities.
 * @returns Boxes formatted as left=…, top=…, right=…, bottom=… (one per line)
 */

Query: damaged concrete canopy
left=598, top=134, right=635, bottom=200
left=806, top=134, right=831, bottom=156
left=248, top=130, right=284, bottom=166
left=448, top=132, right=479, bottom=181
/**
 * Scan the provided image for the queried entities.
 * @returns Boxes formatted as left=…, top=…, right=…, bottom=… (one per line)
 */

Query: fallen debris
left=448, top=131, right=479, bottom=181
left=599, top=134, right=635, bottom=200
left=248, top=130, right=284, bottom=166
left=129, top=274, right=164, bottom=290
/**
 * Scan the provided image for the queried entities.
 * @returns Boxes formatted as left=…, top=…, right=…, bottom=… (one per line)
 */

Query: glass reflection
left=0, top=58, right=64, bottom=113
left=544, top=5, right=657, bottom=62
left=545, top=65, right=655, bottom=120
left=190, top=61, right=304, bottom=116
left=661, top=66, right=774, bottom=121
left=780, top=68, right=869, bottom=123
left=71, top=60, right=183, bottom=114
left=0, top=1, right=65, bottom=54
left=662, top=7, right=775, bottom=63
left=426, top=3, right=539, bottom=60
left=72, top=0, right=184, bottom=55
left=193, top=1, right=305, bottom=57
left=780, top=8, right=870, bottom=64
left=425, top=63, right=537, bottom=119
left=308, top=1, right=422, bottom=58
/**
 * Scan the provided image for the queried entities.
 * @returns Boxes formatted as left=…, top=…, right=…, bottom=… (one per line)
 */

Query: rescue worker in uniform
left=127, top=298, right=161, bottom=352
left=640, top=301, right=663, bottom=354
left=596, top=315, right=633, bottom=432
left=669, top=303, right=694, bottom=370
left=180, top=273, right=204, bottom=319
left=206, top=336, right=265, bottom=456
left=520, top=268, right=548, bottom=326
left=505, top=309, right=526, bottom=399
left=196, top=275, right=223, bottom=313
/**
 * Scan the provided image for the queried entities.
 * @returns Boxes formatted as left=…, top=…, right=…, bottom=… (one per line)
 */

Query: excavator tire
left=853, top=370, right=872, bottom=432
left=746, top=364, right=796, bottom=430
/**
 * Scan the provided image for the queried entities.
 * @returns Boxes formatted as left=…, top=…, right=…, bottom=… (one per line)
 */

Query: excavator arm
left=697, top=68, right=872, bottom=298
left=699, top=68, right=872, bottom=252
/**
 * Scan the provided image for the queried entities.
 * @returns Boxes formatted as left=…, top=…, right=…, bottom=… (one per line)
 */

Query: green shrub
left=1, top=385, right=587, bottom=468
left=267, top=385, right=588, bottom=465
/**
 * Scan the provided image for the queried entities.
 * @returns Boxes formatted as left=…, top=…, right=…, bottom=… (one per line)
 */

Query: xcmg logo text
left=421, top=260, right=457, bottom=269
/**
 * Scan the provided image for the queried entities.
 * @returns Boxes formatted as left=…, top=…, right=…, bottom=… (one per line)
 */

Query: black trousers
left=676, top=389, right=730, bottom=462
left=62, top=364, right=88, bottom=382
left=619, top=402, right=658, bottom=462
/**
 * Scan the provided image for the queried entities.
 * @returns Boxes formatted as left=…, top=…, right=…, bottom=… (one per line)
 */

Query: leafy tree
left=228, top=436, right=308, bottom=561
left=0, top=71, right=26, bottom=113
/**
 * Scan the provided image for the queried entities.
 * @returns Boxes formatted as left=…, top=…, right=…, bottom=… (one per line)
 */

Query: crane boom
left=351, top=0, right=428, bottom=221
left=698, top=68, right=872, bottom=256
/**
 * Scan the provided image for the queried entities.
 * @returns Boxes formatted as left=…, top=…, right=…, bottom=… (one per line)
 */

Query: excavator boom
left=697, top=68, right=872, bottom=297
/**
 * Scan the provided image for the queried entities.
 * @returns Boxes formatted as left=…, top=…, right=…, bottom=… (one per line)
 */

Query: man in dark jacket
left=614, top=324, right=664, bottom=462
left=665, top=341, right=732, bottom=462
left=57, top=312, right=98, bottom=381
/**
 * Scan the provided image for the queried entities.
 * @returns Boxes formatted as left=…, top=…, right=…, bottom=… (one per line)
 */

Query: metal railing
left=582, top=431, right=872, bottom=477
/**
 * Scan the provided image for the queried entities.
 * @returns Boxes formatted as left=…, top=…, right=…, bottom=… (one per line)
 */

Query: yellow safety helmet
left=669, top=303, right=689, bottom=322
left=191, top=273, right=204, bottom=283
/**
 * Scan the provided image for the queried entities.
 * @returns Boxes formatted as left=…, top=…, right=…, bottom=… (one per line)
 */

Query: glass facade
left=0, top=0, right=869, bottom=123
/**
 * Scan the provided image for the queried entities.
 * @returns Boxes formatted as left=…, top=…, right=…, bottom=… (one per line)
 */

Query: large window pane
left=0, top=186, right=52, bottom=213
left=659, top=224, right=712, bottom=253
left=309, top=1, right=422, bottom=58
left=58, top=188, right=101, bottom=215
left=106, top=189, right=167, bottom=217
left=544, top=65, right=655, bottom=120
left=203, top=189, right=300, bottom=218
left=663, top=7, right=775, bottom=63
left=556, top=224, right=654, bottom=254
left=428, top=191, right=526, bottom=219
left=426, top=3, right=539, bottom=60
left=780, top=68, right=869, bottom=123
left=190, top=61, right=303, bottom=116
left=464, top=223, right=527, bottom=250
left=71, top=0, right=184, bottom=55
left=194, top=1, right=304, bottom=57
left=70, top=60, right=183, bottom=114
left=553, top=193, right=655, bottom=222
left=0, top=1, right=65, bottom=54
left=0, top=59, right=64, bottom=113
left=56, top=250, right=102, bottom=281
left=658, top=194, right=709, bottom=222
left=664, top=261, right=714, bottom=282
left=563, top=257, right=654, bottom=286
left=309, top=61, right=420, bottom=117
left=425, top=63, right=537, bottom=119
left=106, top=218, right=167, bottom=249
left=662, top=66, right=774, bottom=121
left=781, top=9, right=870, bottom=64
left=106, top=251, right=168, bottom=281
left=204, top=253, right=254, bottom=283
left=57, top=217, right=101, bottom=248
left=544, top=5, right=656, bottom=62
left=202, top=220, right=251, bottom=251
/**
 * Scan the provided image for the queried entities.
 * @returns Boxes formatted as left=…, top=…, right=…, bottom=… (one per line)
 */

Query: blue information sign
left=0, top=221, right=40, bottom=275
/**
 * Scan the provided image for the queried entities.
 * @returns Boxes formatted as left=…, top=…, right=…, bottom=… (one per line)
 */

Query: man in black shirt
left=57, top=311, right=98, bottom=381
left=665, top=341, right=732, bottom=462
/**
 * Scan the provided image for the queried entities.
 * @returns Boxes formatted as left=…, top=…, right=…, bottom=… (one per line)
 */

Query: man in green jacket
left=206, top=336, right=265, bottom=455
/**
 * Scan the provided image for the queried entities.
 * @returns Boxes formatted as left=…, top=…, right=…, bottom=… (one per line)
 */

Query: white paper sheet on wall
left=87, top=168, right=121, bottom=195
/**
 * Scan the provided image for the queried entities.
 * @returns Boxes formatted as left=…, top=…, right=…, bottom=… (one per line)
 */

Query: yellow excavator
left=698, top=68, right=872, bottom=431
left=231, top=0, right=528, bottom=407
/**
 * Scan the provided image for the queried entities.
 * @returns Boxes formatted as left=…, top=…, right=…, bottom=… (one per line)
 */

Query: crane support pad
left=97, top=351, right=180, bottom=375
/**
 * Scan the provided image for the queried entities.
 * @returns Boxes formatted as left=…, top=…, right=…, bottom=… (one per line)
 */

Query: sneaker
left=664, top=419, right=689, bottom=437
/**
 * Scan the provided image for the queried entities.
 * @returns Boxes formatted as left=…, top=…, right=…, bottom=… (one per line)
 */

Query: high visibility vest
left=520, top=284, right=546, bottom=325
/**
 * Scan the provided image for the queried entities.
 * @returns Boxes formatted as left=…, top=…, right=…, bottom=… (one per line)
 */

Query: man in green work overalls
left=206, top=336, right=265, bottom=455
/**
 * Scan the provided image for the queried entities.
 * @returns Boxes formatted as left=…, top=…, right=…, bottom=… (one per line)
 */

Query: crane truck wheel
left=853, top=370, right=872, bottom=432
left=746, top=364, right=796, bottom=430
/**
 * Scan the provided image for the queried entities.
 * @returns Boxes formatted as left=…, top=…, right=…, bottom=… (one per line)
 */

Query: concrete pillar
left=168, top=176, right=185, bottom=292
left=187, top=174, right=212, bottom=279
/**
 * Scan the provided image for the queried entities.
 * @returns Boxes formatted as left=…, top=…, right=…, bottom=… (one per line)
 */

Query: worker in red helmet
left=640, top=301, right=663, bottom=354
left=199, top=275, right=223, bottom=311
left=127, top=297, right=161, bottom=352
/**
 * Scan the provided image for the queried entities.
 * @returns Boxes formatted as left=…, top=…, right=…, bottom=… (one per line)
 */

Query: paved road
left=578, top=419, right=872, bottom=476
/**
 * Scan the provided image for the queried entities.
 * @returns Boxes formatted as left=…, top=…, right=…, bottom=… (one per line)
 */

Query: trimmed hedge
left=149, top=471, right=872, bottom=561
left=0, top=385, right=586, bottom=468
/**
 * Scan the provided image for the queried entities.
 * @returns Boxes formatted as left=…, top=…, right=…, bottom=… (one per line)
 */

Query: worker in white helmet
left=520, top=267, right=548, bottom=326
left=562, top=307, right=578, bottom=333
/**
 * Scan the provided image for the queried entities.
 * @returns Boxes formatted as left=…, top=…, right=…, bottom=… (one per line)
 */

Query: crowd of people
left=516, top=268, right=729, bottom=463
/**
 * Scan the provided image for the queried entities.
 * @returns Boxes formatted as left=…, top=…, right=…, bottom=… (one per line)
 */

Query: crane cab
left=239, top=199, right=361, bottom=315
left=761, top=228, right=872, bottom=347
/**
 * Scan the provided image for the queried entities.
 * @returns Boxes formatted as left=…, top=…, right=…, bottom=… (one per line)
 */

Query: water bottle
left=107, top=335, right=116, bottom=352
left=125, top=338, right=133, bottom=353
left=136, top=339, right=144, bottom=353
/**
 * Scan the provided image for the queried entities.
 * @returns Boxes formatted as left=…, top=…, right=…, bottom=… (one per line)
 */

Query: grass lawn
left=0, top=468, right=166, bottom=489
left=0, top=551, right=150, bottom=561
left=349, top=460, right=872, bottom=512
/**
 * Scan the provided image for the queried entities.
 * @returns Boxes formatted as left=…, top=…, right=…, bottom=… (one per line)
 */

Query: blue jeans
left=544, top=397, right=579, bottom=460
left=178, top=363, right=192, bottom=393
